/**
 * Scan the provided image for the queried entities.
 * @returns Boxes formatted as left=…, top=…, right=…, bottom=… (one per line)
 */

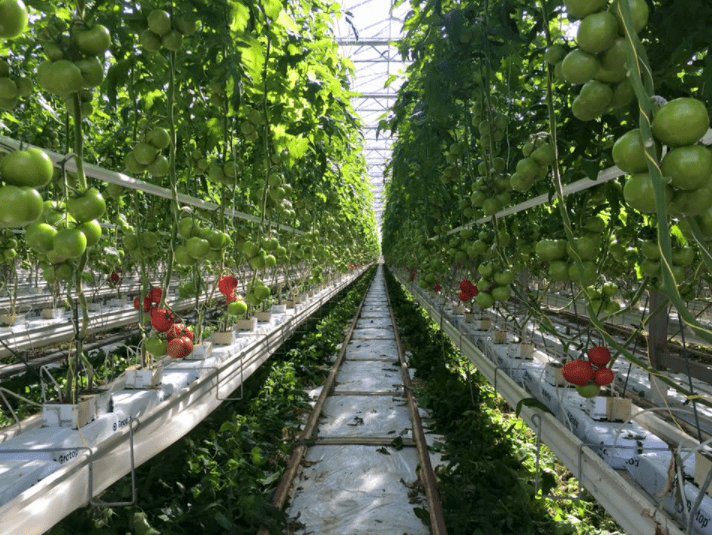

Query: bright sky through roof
left=334, top=0, right=410, bottom=236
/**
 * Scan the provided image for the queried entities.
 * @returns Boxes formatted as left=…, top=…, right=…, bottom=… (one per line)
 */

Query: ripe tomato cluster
left=458, top=279, right=478, bottom=302
left=134, top=288, right=194, bottom=359
left=562, top=345, right=614, bottom=398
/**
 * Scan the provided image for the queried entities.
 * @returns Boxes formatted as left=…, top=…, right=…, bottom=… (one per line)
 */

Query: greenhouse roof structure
left=334, top=0, right=410, bottom=236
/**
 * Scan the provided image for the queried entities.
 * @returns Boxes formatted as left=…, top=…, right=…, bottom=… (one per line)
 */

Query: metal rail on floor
left=256, top=273, right=373, bottom=535
left=386, top=273, right=448, bottom=535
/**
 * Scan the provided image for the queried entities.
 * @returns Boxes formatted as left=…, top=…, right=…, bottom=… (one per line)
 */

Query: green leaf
left=515, top=397, right=553, bottom=418
left=262, top=0, right=282, bottom=21
left=238, top=37, right=265, bottom=84
left=230, top=3, right=250, bottom=33
left=214, top=512, right=233, bottom=530
left=390, top=436, right=404, bottom=450
left=413, top=506, right=430, bottom=524
left=581, top=158, right=600, bottom=181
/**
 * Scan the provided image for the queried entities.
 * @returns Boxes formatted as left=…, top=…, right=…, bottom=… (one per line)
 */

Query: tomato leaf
left=214, top=512, right=233, bottom=530
left=413, top=507, right=430, bottom=524
left=515, top=397, right=553, bottom=418
left=581, top=158, right=600, bottom=181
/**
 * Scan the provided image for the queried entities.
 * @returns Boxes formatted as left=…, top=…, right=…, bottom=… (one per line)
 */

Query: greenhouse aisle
left=284, top=265, right=439, bottom=535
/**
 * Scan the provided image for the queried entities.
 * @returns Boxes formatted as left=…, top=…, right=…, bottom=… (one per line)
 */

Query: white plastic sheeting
left=287, top=267, right=435, bottom=534
left=288, top=445, right=430, bottom=535
left=319, top=395, right=411, bottom=437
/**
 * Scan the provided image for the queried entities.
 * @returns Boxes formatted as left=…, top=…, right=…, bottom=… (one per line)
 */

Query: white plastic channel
left=0, top=135, right=304, bottom=236
left=0, top=271, right=294, bottom=360
left=394, top=271, right=685, bottom=535
left=0, top=268, right=367, bottom=535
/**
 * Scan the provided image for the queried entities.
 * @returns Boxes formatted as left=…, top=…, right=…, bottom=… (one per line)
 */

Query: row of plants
left=382, top=0, right=712, bottom=401
left=0, top=261, right=348, bottom=428
left=45, top=265, right=376, bottom=535
left=0, top=0, right=379, bottom=406
left=385, top=266, right=623, bottom=535
left=0, top=332, right=140, bottom=428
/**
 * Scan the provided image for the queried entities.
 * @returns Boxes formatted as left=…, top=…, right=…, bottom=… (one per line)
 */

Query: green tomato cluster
left=0, top=58, right=32, bottom=110
left=174, top=217, right=230, bottom=267
left=124, top=125, right=172, bottom=179
left=36, top=17, right=111, bottom=111
left=140, top=9, right=198, bottom=54
left=0, top=230, right=19, bottom=263
left=556, top=0, right=649, bottom=120
left=474, top=262, right=514, bottom=308
left=509, top=138, right=554, bottom=193
left=0, top=147, right=53, bottom=230
left=615, top=99, right=711, bottom=216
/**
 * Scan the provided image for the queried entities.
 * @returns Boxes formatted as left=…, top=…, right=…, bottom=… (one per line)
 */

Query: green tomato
left=568, top=236, right=599, bottom=261
left=577, top=12, right=618, bottom=55
left=47, top=60, right=84, bottom=96
left=535, top=239, right=567, bottom=262
left=493, top=269, right=515, bottom=285
left=147, top=9, right=172, bottom=36
left=73, top=24, right=111, bottom=56
left=672, top=247, right=695, bottom=267
left=661, top=145, right=712, bottom=191
left=549, top=260, right=570, bottom=281
left=53, top=228, right=87, bottom=258
left=491, top=285, right=511, bottom=302
left=0, top=0, right=28, bottom=39
left=0, top=147, right=54, bottom=188
left=575, top=383, right=601, bottom=398
left=640, top=240, right=660, bottom=260
left=227, top=300, right=248, bottom=316
left=477, top=262, right=494, bottom=278
left=565, top=0, right=607, bottom=19
left=602, top=281, right=619, bottom=297
left=561, top=49, right=599, bottom=85
left=476, top=291, right=494, bottom=308
left=145, top=334, right=167, bottom=356
left=568, top=261, right=597, bottom=285
left=0, top=185, right=43, bottom=227
left=67, top=187, right=106, bottom=222
left=74, top=56, right=104, bottom=88
left=174, top=244, right=196, bottom=266
left=78, top=219, right=102, bottom=247
left=652, top=98, right=710, bottom=148
left=623, top=173, right=672, bottom=213
left=186, top=237, right=210, bottom=259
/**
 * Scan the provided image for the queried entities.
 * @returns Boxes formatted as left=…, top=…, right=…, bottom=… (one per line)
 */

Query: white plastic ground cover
left=287, top=445, right=430, bottom=535
left=334, top=360, right=403, bottom=392
left=397, top=270, right=687, bottom=535
left=0, top=269, right=366, bottom=535
left=350, top=326, right=395, bottom=340
left=627, top=450, right=712, bottom=535
left=344, top=338, right=399, bottom=361
left=288, top=267, right=431, bottom=535
left=355, top=316, right=393, bottom=330
left=318, top=395, right=411, bottom=437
